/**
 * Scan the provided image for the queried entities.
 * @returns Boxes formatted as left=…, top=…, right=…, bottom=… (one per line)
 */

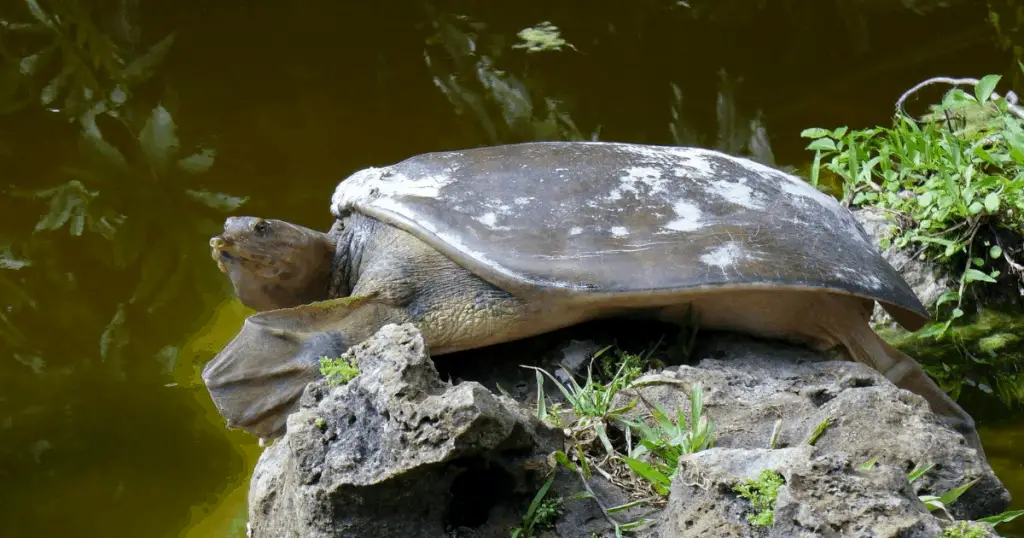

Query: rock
left=245, top=324, right=1011, bottom=537
left=247, top=323, right=564, bottom=538
left=610, top=333, right=1010, bottom=525
left=661, top=447, right=1000, bottom=538
left=852, top=206, right=951, bottom=327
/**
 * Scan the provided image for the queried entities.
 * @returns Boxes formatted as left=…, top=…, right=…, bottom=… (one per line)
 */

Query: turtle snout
left=209, top=236, right=237, bottom=267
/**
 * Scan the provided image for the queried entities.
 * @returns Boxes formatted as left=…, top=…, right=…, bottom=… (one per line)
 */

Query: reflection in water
left=0, top=1, right=1021, bottom=537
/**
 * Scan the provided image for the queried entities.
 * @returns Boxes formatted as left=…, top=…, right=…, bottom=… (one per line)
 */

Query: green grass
left=522, top=334, right=716, bottom=535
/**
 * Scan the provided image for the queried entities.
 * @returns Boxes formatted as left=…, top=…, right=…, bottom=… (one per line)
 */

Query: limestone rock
left=247, top=323, right=563, bottom=538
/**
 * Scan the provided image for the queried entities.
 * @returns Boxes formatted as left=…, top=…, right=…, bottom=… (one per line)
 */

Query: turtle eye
left=254, top=220, right=270, bottom=236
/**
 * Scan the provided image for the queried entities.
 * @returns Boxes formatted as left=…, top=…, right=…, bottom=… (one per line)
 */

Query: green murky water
left=1, top=1, right=1022, bottom=537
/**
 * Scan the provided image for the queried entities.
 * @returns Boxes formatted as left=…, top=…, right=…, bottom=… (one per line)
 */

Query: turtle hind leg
left=826, top=303, right=985, bottom=457
left=874, top=336, right=984, bottom=456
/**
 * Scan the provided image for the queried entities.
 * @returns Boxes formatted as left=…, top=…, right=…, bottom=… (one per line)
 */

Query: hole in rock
left=445, top=459, right=516, bottom=529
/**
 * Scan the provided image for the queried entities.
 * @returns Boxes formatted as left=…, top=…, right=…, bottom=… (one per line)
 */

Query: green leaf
left=800, top=128, right=830, bottom=139
left=138, top=104, right=180, bottom=174
left=810, top=150, right=821, bottom=187
left=978, top=508, right=1024, bottom=525
left=184, top=190, right=248, bottom=212
left=907, top=463, right=933, bottom=483
left=990, top=245, right=1003, bottom=259
left=964, top=268, right=997, bottom=283
left=918, top=191, right=933, bottom=207
left=120, top=33, right=176, bottom=86
left=975, top=74, right=1002, bottom=104
left=935, top=291, right=959, bottom=307
left=807, top=138, right=836, bottom=152
left=984, top=192, right=1000, bottom=212
left=938, top=478, right=978, bottom=506
left=856, top=457, right=879, bottom=471
left=968, top=201, right=984, bottom=214
left=832, top=126, right=848, bottom=139
left=622, top=456, right=672, bottom=490
left=176, top=149, right=216, bottom=174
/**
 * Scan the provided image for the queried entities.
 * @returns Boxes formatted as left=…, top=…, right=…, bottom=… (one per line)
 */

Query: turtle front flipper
left=201, top=294, right=405, bottom=440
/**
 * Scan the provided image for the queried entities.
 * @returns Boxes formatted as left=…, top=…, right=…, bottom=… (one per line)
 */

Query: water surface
left=0, top=1, right=1021, bottom=536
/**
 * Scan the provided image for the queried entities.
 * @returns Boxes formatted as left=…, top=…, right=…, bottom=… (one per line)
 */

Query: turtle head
left=210, top=216, right=336, bottom=311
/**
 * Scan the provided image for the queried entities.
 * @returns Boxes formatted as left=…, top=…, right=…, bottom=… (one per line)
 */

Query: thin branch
left=994, top=234, right=1024, bottom=275
left=894, top=76, right=1024, bottom=121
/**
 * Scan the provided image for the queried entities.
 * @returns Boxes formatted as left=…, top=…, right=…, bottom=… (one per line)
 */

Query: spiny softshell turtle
left=202, top=141, right=982, bottom=453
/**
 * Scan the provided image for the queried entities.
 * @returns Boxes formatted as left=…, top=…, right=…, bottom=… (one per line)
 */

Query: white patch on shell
left=371, top=197, right=582, bottom=289
left=569, top=226, right=584, bottom=236
left=475, top=212, right=498, bottom=227
left=606, top=166, right=670, bottom=202
left=610, top=226, right=629, bottom=237
left=707, top=178, right=762, bottom=210
left=835, top=266, right=884, bottom=290
left=700, top=242, right=743, bottom=271
left=663, top=199, right=704, bottom=232
left=331, top=166, right=456, bottom=216
left=673, top=153, right=715, bottom=177
left=514, top=197, right=533, bottom=205
left=728, top=155, right=842, bottom=213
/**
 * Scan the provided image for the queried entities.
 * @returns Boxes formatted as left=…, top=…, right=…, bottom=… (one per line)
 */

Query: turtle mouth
left=209, top=236, right=240, bottom=270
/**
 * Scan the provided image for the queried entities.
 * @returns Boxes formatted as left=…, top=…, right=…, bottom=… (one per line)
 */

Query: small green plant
left=513, top=21, right=575, bottom=53
left=524, top=349, right=640, bottom=456
left=318, top=355, right=360, bottom=386
left=939, top=520, right=987, bottom=538
left=524, top=341, right=716, bottom=536
left=805, top=416, right=834, bottom=446
left=510, top=474, right=562, bottom=538
left=618, top=382, right=715, bottom=496
left=733, top=469, right=785, bottom=528
left=802, top=71, right=1024, bottom=333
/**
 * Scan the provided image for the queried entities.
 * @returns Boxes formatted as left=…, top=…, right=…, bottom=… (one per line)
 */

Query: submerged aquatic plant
left=878, top=309, right=1024, bottom=406
left=1, top=0, right=246, bottom=379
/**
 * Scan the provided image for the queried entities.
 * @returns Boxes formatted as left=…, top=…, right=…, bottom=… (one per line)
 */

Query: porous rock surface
left=247, top=323, right=562, bottom=538
left=246, top=325, right=1010, bottom=538
left=629, top=334, right=1009, bottom=537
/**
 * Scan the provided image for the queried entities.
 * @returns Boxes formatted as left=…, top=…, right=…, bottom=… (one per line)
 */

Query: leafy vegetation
left=803, top=72, right=1023, bottom=332
left=510, top=474, right=561, bottom=538
left=1, top=0, right=247, bottom=382
left=522, top=329, right=718, bottom=535
left=857, top=457, right=1024, bottom=533
left=801, top=70, right=1024, bottom=407
left=318, top=355, right=360, bottom=386
left=877, top=309, right=1024, bottom=406
left=939, top=521, right=988, bottom=538
left=732, top=469, right=785, bottom=528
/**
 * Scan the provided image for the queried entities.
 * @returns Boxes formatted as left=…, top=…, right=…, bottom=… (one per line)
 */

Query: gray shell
left=330, top=141, right=928, bottom=330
